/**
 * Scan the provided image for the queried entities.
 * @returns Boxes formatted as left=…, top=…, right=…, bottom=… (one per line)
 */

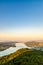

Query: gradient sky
left=0, top=0, right=43, bottom=41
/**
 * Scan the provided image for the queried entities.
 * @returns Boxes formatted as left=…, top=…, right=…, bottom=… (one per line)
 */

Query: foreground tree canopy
left=0, top=48, right=43, bottom=65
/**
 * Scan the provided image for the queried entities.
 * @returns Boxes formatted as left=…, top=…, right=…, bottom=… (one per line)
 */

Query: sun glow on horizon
left=0, top=33, right=43, bottom=41
left=0, top=27, right=43, bottom=41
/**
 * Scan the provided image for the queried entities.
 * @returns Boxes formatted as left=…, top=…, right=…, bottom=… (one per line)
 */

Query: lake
left=0, top=43, right=43, bottom=56
left=0, top=43, right=32, bottom=56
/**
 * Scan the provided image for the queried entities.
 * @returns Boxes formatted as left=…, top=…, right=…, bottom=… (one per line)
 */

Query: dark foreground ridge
left=0, top=48, right=43, bottom=65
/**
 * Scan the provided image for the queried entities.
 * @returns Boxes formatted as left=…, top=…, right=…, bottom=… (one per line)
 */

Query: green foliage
left=0, top=48, right=43, bottom=65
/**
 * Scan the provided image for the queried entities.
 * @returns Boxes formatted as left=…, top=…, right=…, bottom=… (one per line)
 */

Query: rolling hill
left=0, top=42, right=16, bottom=51
left=25, top=41, right=43, bottom=47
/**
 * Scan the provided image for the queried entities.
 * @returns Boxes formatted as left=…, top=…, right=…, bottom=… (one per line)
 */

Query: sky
left=0, top=0, right=43, bottom=41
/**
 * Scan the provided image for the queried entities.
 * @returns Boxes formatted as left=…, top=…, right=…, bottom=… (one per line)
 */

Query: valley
left=0, top=41, right=43, bottom=65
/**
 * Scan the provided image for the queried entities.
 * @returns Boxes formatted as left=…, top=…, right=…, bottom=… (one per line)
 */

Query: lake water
left=0, top=43, right=32, bottom=56
left=0, top=43, right=43, bottom=56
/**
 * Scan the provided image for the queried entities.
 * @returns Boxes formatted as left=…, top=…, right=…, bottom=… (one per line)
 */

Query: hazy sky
left=0, top=0, right=43, bottom=41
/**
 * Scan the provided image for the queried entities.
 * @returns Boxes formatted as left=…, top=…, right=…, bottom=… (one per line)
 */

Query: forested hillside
left=0, top=48, right=43, bottom=65
left=25, top=41, right=43, bottom=47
